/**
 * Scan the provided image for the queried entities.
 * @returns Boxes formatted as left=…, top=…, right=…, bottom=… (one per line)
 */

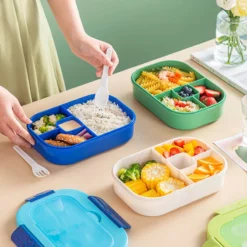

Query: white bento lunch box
left=112, top=137, right=227, bottom=216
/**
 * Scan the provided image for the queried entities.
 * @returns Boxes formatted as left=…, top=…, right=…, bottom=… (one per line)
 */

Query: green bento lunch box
left=131, top=61, right=226, bottom=130
left=203, top=198, right=247, bottom=247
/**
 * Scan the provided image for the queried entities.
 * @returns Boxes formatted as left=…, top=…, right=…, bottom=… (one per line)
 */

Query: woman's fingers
left=0, top=124, right=31, bottom=148
left=7, top=112, right=35, bottom=145
left=109, top=48, right=119, bottom=76
left=12, top=102, right=32, bottom=124
left=96, top=47, right=119, bottom=77
left=96, top=68, right=103, bottom=78
left=95, top=48, right=113, bottom=68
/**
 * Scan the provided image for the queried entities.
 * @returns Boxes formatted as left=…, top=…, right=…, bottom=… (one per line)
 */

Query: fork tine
left=34, top=172, right=43, bottom=178
left=39, top=171, right=47, bottom=177
left=44, top=169, right=50, bottom=175
left=35, top=170, right=46, bottom=177
left=41, top=169, right=50, bottom=175
left=41, top=170, right=48, bottom=176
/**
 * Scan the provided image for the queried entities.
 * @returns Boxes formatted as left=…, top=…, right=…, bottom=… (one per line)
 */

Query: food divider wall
left=112, top=137, right=227, bottom=216
left=27, top=95, right=136, bottom=165
left=131, top=61, right=226, bottom=130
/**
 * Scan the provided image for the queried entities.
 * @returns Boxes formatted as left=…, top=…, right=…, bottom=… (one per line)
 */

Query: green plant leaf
left=216, top=35, right=229, bottom=44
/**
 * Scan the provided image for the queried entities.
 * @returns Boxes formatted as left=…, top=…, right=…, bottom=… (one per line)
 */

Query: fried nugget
left=56, top=133, right=86, bottom=145
left=45, top=140, right=71, bottom=147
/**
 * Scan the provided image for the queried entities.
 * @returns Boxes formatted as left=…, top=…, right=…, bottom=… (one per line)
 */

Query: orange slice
left=194, top=165, right=211, bottom=175
left=188, top=173, right=210, bottom=182
left=210, top=165, right=223, bottom=175
left=212, top=169, right=222, bottom=175
left=198, top=157, right=222, bottom=167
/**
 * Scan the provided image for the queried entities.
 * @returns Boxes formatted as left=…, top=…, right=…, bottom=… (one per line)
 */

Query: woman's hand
left=70, top=34, right=119, bottom=77
left=48, top=0, right=119, bottom=77
left=0, top=87, right=35, bottom=148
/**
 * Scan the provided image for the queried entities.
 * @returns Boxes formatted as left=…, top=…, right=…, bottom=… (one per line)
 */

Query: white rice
left=68, top=100, right=131, bottom=135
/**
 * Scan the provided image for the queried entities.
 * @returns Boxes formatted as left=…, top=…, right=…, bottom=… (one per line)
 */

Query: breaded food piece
left=56, top=133, right=86, bottom=145
left=45, top=140, right=71, bottom=147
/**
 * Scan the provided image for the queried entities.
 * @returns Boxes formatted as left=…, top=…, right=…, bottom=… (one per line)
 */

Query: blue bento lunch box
left=27, top=94, right=136, bottom=165
left=11, top=189, right=130, bottom=247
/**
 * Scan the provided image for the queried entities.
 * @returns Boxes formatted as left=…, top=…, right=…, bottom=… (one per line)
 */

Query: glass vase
left=214, top=10, right=247, bottom=66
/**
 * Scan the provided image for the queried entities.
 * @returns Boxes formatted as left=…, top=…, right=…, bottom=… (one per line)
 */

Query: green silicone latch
left=202, top=238, right=222, bottom=247
left=215, top=198, right=247, bottom=216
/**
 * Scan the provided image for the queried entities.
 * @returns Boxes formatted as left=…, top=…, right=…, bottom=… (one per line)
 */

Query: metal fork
left=13, top=145, right=50, bottom=178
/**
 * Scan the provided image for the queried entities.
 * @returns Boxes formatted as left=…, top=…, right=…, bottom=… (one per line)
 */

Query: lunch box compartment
left=112, top=137, right=227, bottom=216
left=173, top=84, right=200, bottom=100
left=131, top=60, right=226, bottom=130
left=27, top=95, right=136, bottom=165
left=31, top=106, right=71, bottom=123
left=39, top=129, right=61, bottom=141
left=190, top=78, right=225, bottom=104
left=131, top=60, right=204, bottom=82
left=56, top=116, right=97, bottom=137
left=158, top=94, right=206, bottom=113
left=158, top=137, right=210, bottom=152
left=168, top=153, right=197, bottom=171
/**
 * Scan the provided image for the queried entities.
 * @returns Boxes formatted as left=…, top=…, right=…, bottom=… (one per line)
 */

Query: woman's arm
left=48, top=0, right=119, bottom=76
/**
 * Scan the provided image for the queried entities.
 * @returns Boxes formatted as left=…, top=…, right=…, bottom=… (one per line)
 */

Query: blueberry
left=187, top=87, right=192, bottom=93
left=183, top=86, right=189, bottom=93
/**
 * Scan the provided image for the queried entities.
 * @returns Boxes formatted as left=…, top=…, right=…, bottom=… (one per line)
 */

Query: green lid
left=203, top=198, right=247, bottom=247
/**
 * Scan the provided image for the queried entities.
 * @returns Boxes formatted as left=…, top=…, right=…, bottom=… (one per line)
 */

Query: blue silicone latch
left=25, top=190, right=55, bottom=203
left=11, top=225, right=43, bottom=247
left=88, top=196, right=131, bottom=229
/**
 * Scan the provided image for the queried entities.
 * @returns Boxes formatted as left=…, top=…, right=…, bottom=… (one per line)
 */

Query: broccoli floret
left=118, top=164, right=142, bottom=182
left=124, top=169, right=137, bottom=181
left=120, top=174, right=131, bottom=183
left=42, top=115, right=50, bottom=125
left=118, top=168, right=127, bottom=177
left=39, top=126, right=48, bottom=133
left=118, top=168, right=131, bottom=183
left=143, top=160, right=157, bottom=167
left=124, top=163, right=141, bottom=181
left=130, top=163, right=141, bottom=179
left=56, top=114, right=65, bottom=121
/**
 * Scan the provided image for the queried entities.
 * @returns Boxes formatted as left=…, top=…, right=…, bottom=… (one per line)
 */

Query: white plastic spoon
left=94, top=47, right=113, bottom=108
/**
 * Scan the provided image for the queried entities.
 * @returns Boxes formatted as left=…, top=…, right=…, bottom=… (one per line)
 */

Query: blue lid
left=12, top=189, right=130, bottom=247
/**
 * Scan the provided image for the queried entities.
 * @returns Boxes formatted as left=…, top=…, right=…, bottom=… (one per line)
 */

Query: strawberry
left=205, top=89, right=221, bottom=98
left=194, top=146, right=206, bottom=155
left=174, top=139, right=185, bottom=148
left=200, top=95, right=208, bottom=102
left=194, top=86, right=206, bottom=95
left=170, top=147, right=180, bottom=156
left=203, top=97, right=217, bottom=106
left=163, top=151, right=171, bottom=159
